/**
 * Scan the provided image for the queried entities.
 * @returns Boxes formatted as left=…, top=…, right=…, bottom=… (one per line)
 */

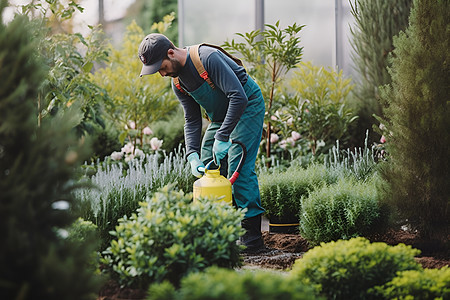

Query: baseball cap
left=138, top=33, right=173, bottom=77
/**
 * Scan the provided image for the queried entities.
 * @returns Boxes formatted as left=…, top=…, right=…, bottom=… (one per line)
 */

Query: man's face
left=158, top=57, right=182, bottom=77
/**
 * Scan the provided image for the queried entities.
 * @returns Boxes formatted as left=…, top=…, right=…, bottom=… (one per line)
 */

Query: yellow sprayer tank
left=193, top=168, right=232, bottom=204
left=192, top=140, right=246, bottom=205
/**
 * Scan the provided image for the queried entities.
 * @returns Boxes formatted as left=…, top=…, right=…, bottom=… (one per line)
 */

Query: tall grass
left=74, top=146, right=195, bottom=251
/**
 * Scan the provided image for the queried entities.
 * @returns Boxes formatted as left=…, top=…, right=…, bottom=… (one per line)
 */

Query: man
left=138, top=33, right=265, bottom=252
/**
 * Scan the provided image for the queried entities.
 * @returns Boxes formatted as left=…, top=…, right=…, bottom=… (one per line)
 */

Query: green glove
left=213, top=139, right=232, bottom=165
left=187, top=152, right=205, bottom=178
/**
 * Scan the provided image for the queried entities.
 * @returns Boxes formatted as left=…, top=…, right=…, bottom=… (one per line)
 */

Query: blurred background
left=3, top=0, right=356, bottom=77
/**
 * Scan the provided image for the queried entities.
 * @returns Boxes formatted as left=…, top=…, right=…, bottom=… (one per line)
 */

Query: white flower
left=134, top=148, right=144, bottom=157
left=287, top=117, right=294, bottom=125
left=143, top=126, right=153, bottom=135
left=110, top=151, right=124, bottom=161
left=121, top=143, right=134, bottom=154
left=150, top=137, right=163, bottom=150
left=125, top=154, right=135, bottom=162
left=128, top=121, right=136, bottom=129
left=291, top=131, right=301, bottom=141
left=270, top=133, right=279, bottom=143
left=279, top=140, right=287, bottom=149
left=271, top=115, right=277, bottom=121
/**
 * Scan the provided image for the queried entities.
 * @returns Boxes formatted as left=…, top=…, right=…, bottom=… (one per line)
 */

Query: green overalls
left=175, top=46, right=265, bottom=219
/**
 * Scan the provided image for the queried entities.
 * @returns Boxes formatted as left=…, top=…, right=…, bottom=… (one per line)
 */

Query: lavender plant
left=74, top=147, right=195, bottom=251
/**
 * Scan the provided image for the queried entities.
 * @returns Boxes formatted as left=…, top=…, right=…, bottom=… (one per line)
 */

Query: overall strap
left=173, top=77, right=187, bottom=95
left=189, top=44, right=215, bottom=89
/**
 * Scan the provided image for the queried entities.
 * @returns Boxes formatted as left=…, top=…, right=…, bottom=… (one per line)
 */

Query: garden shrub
left=369, top=267, right=450, bottom=299
left=102, top=185, right=245, bottom=288
left=379, top=0, right=450, bottom=240
left=299, top=176, right=381, bottom=245
left=74, top=148, right=195, bottom=251
left=289, top=237, right=422, bottom=300
left=259, top=163, right=339, bottom=223
left=147, top=266, right=321, bottom=300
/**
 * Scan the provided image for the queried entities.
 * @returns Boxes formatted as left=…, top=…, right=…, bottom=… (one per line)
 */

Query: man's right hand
left=187, top=152, right=205, bottom=178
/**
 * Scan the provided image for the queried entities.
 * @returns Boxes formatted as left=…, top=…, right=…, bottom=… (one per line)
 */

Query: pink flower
left=291, top=131, right=301, bottom=141
left=270, top=133, right=279, bottom=143
left=271, top=115, right=277, bottom=121
left=128, top=121, right=136, bottom=129
left=143, top=126, right=153, bottom=135
left=150, top=137, right=163, bottom=150
left=380, top=135, right=386, bottom=143
left=121, top=143, right=134, bottom=154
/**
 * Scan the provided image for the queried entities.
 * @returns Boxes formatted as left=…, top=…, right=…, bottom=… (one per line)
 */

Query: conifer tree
left=380, top=0, right=449, bottom=240
left=0, top=1, right=101, bottom=298
left=349, top=0, right=412, bottom=145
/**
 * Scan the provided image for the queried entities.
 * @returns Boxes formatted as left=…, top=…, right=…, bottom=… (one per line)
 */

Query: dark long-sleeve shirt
left=172, top=45, right=249, bottom=157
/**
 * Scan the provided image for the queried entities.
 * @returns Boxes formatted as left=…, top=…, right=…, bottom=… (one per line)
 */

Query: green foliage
left=279, top=61, right=357, bottom=155
left=223, top=21, right=305, bottom=161
left=259, top=163, right=339, bottom=222
left=127, top=0, right=178, bottom=44
left=148, top=266, right=321, bottom=300
left=91, top=20, right=178, bottom=147
left=75, top=148, right=195, bottom=251
left=300, top=176, right=381, bottom=245
left=102, top=185, right=245, bottom=288
left=370, top=267, right=450, bottom=299
left=349, top=0, right=412, bottom=147
left=150, top=107, right=185, bottom=152
left=289, top=237, right=422, bottom=300
left=89, top=120, right=122, bottom=161
left=379, top=0, right=450, bottom=239
left=0, top=2, right=101, bottom=298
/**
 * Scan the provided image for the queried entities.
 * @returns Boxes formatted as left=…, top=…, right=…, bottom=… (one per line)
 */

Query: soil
left=97, top=228, right=449, bottom=300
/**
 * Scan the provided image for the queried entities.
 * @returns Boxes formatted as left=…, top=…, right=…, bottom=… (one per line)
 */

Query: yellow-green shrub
left=370, top=267, right=450, bottom=299
left=147, top=267, right=322, bottom=300
left=289, top=237, right=421, bottom=300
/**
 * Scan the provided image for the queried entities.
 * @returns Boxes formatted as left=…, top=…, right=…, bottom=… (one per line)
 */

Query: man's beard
left=167, top=58, right=182, bottom=77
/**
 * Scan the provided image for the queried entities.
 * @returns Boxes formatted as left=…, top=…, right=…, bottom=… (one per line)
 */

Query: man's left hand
left=213, top=139, right=232, bottom=165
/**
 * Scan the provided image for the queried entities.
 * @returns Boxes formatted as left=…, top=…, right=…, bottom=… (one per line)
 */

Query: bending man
left=138, top=33, right=265, bottom=252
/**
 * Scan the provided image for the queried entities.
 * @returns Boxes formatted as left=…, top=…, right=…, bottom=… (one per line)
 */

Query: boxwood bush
left=259, top=163, right=339, bottom=223
left=101, top=185, right=245, bottom=288
left=147, top=266, right=322, bottom=300
left=289, top=237, right=422, bottom=300
left=299, top=176, right=381, bottom=245
left=369, top=267, right=450, bottom=299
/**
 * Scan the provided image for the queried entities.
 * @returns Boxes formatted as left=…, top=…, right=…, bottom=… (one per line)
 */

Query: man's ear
left=167, top=48, right=175, bottom=59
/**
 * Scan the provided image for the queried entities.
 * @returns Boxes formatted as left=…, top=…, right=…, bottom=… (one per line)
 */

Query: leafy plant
left=223, top=21, right=305, bottom=162
left=147, top=266, right=321, bottom=300
left=102, top=185, right=245, bottom=288
left=300, top=176, right=381, bottom=245
left=369, top=267, right=450, bottom=299
left=277, top=61, right=357, bottom=156
left=289, top=237, right=422, bottom=300
left=20, top=0, right=111, bottom=137
left=90, top=20, right=178, bottom=149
